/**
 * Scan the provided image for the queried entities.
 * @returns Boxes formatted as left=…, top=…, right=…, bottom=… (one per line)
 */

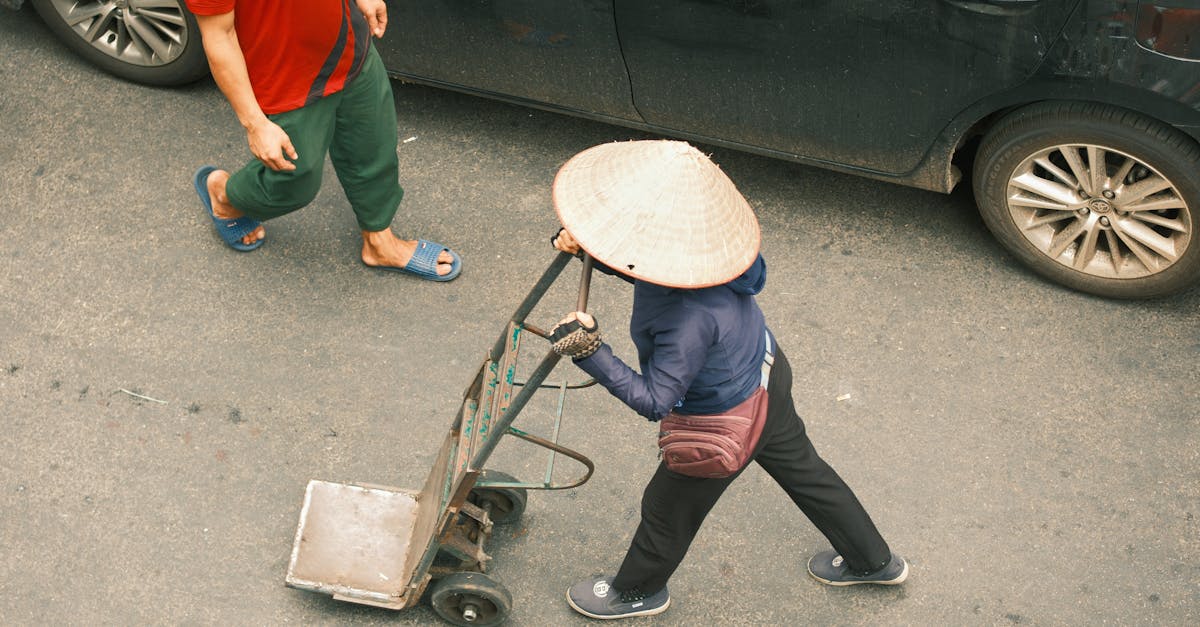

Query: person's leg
left=610, top=465, right=740, bottom=595
left=327, top=45, right=455, bottom=275
left=204, top=170, right=265, bottom=247
left=209, top=97, right=340, bottom=246
left=567, top=464, right=732, bottom=618
left=753, top=345, right=894, bottom=574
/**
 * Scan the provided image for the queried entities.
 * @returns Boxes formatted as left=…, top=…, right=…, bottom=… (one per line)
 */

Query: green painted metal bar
left=543, top=380, right=569, bottom=486
left=489, top=251, right=573, bottom=362
left=471, top=256, right=593, bottom=473
left=469, top=348, right=561, bottom=471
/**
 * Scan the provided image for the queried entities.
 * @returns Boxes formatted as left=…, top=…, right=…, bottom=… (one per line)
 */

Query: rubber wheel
left=429, top=571, right=513, bottom=627
left=468, top=470, right=527, bottom=526
left=31, top=0, right=209, bottom=86
left=973, top=101, right=1200, bottom=299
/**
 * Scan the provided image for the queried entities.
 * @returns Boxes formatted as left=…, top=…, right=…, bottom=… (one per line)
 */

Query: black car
left=14, top=0, right=1200, bottom=298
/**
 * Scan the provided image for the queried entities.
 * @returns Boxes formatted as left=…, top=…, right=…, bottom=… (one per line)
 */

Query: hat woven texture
left=552, top=140, right=760, bottom=288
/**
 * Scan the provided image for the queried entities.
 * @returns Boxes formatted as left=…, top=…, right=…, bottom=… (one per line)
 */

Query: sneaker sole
left=807, top=558, right=909, bottom=586
left=565, top=590, right=671, bottom=620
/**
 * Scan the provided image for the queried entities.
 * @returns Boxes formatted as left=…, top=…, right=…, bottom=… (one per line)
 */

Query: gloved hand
left=550, top=312, right=602, bottom=360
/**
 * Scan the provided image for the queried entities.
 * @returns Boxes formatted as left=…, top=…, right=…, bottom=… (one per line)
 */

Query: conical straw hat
left=552, top=140, right=760, bottom=288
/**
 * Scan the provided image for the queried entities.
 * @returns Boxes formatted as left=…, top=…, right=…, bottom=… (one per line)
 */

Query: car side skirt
left=386, top=71, right=965, bottom=195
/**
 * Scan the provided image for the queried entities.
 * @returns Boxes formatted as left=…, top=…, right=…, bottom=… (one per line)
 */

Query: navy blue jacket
left=575, top=255, right=769, bottom=421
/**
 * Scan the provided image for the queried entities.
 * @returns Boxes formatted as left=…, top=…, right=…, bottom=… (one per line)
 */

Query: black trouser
left=610, top=345, right=892, bottom=594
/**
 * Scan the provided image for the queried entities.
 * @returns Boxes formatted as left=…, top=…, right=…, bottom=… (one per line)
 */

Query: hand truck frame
left=285, top=253, right=596, bottom=626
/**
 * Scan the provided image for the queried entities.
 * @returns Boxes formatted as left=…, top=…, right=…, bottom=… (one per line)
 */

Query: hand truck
left=285, top=253, right=597, bottom=626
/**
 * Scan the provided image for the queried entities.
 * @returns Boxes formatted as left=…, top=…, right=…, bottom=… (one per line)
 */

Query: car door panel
left=377, top=0, right=637, bottom=120
left=614, top=0, right=1081, bottom=175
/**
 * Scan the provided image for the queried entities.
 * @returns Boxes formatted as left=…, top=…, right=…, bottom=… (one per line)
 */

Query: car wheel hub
left=1006, top=143, right=1191, bottom=280
left=46, top=0, right=189, bottom=68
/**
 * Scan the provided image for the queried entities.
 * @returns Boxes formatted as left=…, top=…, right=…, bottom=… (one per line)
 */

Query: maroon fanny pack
left=657, top=385, right=769, bottom=479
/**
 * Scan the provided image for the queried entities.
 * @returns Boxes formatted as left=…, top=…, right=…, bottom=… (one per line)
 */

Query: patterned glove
left=550, top=313, right=602, bottom=360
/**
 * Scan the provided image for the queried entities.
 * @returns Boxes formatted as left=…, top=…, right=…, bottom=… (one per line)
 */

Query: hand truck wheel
left=469, top=470, right=528, bottom=526
left=430, top=571, right=512, bottom=626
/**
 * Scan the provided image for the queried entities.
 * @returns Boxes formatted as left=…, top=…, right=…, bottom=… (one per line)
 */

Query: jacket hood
left=727, top=254, right=766, bottom=295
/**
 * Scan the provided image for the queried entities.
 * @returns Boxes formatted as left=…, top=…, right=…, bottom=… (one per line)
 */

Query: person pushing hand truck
left=283, top=140, right=905, bottom=625
left=546, top=140, right=908, bottom=620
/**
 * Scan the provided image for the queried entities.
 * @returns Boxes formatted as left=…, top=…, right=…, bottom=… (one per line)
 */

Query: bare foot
left=207, top=169, right=265, bottom=247
left=361, top=229, right=455, bottom=276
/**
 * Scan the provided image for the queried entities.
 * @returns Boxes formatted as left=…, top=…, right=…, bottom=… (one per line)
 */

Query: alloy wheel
left=1005, top=143, right=1192, bottom=279
left=46, top=0, right=190, bottom=68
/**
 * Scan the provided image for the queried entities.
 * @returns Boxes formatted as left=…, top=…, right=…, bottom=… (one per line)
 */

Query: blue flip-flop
left=193, top=165, right=263, bottom=252
left=368, top=238, right=462, bottom=282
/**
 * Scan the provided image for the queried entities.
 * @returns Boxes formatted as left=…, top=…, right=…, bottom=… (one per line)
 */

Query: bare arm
left=195, top=11, right=297, bottom=171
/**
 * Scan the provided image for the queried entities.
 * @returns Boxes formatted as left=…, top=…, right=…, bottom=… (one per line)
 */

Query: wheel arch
left=914, top=78, right=1200, bottom=195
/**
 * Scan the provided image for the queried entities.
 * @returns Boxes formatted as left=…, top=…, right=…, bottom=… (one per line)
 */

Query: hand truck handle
left=576, top=254, right=594, bottom=313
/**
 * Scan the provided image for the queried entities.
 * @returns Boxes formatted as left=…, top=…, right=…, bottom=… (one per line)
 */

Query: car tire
left=973, top=101, right=1200, bottom=299
left=31, top=0, right=208, bottom=86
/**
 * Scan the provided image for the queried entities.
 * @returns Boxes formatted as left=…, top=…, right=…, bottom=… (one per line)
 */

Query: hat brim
left=552, top=141, right=761, bottom=288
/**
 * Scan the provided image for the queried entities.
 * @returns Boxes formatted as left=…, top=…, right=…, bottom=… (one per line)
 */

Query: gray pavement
left=2, top=6, right=1198, bottom=625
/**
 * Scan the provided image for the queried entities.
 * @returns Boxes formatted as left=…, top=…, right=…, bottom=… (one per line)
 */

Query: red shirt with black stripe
left=186, top=0, right=371, bottom=114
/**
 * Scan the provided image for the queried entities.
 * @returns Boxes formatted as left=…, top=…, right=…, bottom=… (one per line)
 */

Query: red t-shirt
left=186, top=0, right=370, bottom=114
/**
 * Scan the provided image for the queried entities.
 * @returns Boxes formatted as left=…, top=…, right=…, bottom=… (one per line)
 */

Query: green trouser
left=225, top=45, right=402, bottom=232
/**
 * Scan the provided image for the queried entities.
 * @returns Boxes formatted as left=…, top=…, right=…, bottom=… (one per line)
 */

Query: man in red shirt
left=188, top=0, right=460, bottom=281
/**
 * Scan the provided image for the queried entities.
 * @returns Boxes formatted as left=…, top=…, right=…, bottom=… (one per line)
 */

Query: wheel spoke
left=132, top=0, right=186, bottom=10
left=115, top=19, right=133, bottom=56
left=137, top=9, right=186, bottom=33
left=1033, top=156, right=1078, bottom=188
left=1073, top=221, right=1102, bottom=270
left=1129, top=211, right=1188, bottom=233
left=1113, top=217, right=1179, bottom=262
left=65, top=3, right=108, bottom=27
left=125, top=14, right=171, bottom=61
left=1119, top=175, right=1174, bottom=206
left=1024, top=210, right=1077, bottom=228
left=1111, top=157, right=1136, bottom=189
left=1113, top=227, right=1164, bottom=271
left=1087, top=146, right=1107, bottom=196
left=1103, top=230, right=1125, bottom=272
left=1123, top=194, right=1186, bottom=213
left=83, top=10, right=117, bottom=42
left=1009, top=190, right=1071, bottom=211
left=1047, top=216, right=1090, bottom=259
left=1060, top=147, right=1093, bottom=196
left=1011, top=172, right=1079, bottom=207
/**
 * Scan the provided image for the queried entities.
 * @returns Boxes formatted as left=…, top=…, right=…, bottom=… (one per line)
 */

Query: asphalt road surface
left=2, top=6, right=1198, bottom=626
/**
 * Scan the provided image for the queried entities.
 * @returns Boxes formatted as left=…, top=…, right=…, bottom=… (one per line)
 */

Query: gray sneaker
left=808, top=550, right=909, bottom=586
left=566, top=575, right=670, bottom=619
